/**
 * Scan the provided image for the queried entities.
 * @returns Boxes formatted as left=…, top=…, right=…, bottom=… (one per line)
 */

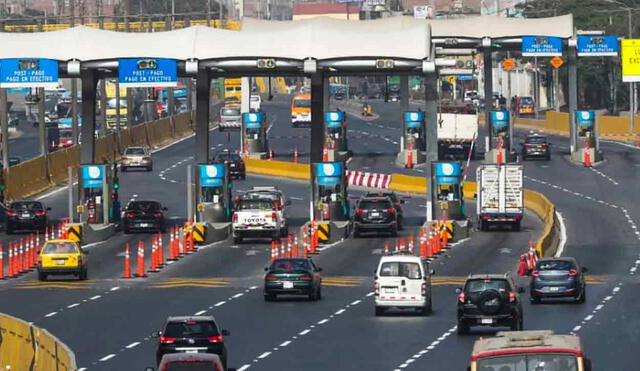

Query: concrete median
left=0, top=312, right=77, bottom=371
left=245, top=158, right=310, bottom=180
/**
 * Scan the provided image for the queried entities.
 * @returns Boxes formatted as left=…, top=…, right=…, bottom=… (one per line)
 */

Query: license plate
left=549, top=287, right=560, bottom=292
left=139, top=223, right=150, bottom=227
left=480, top=318, right=494, bottom=324
left=21, top=213, right=30, bottom=218
left=185, top=350, right=198, bottom=354
left=55, top=259, right=65, bottom=265
left=384, top=287, right=396, bottom=294
left=283, top=282, right=294, bottom=289
left=247, top=218, right=264, bottom=224
left=371, top=212, right=380, bottom=217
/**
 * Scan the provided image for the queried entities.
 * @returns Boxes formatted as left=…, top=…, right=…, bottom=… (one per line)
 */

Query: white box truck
left=437, top=109, right=478, bottom=160
left=476, top=164, right=524, bottom=231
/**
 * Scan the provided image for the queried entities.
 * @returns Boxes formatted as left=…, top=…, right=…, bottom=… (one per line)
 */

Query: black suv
left=6, top=200, right=50, bottom=234
left=154, top=316, right=230, bottom=368
left=214, top=151, right=246, bottom=180
left=365, top=192, right=405, bottom=230
left=456, top=274, right=524, bottom=335
left=353, top=196, right=398, bottom=237
left=122, top=200, right=167, bottom=233
left=521, top=133, right=551, bottom=160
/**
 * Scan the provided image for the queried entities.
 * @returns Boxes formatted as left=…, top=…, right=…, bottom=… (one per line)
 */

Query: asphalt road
left=1, top=95, right=637, bottom=370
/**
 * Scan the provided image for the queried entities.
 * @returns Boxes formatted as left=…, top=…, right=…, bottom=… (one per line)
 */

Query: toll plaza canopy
left=0, top=16, right=432, bottom=62
left=426, top=14, right=574, bottom=39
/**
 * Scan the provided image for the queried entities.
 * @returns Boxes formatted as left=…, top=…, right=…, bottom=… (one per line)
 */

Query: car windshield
left=43, top=242, right=78, bottom=254
left=521, top=97, right=534, bottom=105
left=251, top=96, right=260, bottom=102
left=270, top=259, right=311, bottom=272
left=165, top=362, right=218, bottom=371
left=60, top=130, right=73, bottom=138
left=367, top=193, right=398, bottom=203
left=293, top=99, right=311, bottom=108
left=466, top=279, right=509, bottom=293
left=537, top=260, right=575, bottom=271
left=525, top=137, right=547, bottom=144
left=477, top=353, right=578, bottom=370
left=215, top=153, right=241, bottom=162
left=125, top=148, right=146, bottom=155
left=379, top=262, right=422, bottom=279
left=221, top=108, right=240, bottom=116
left=164, top=321, right=219, bottom=338
left=239, top=200, right=274, bottom=210
left=11, top=201, right=43, bottom=210
left=128, top=201, right=160, bottom=211
left=359, top=199, right=392, bottom=210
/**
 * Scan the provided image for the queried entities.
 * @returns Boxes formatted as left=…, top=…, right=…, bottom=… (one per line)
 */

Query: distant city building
left=292, top=2, right=360, bottom=21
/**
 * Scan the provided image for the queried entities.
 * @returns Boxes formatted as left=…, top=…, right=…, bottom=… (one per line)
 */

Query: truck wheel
left=457, top=320, right=469, bottom=335
left=121, top=166, right=127, bottom=172
left=233, top=236, right=242, bottom=244
left=375, top=306, right=385, bottom=316
left=512, top=220, right=521, bottom=232
left=38, top=271, right=47, bottom=281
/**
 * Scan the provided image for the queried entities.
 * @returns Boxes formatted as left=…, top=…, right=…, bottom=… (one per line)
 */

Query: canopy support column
left=424, top=71, right=438, bottom=222
left=195, top=68, right=211, bottom=164
left=80, top=69, right=98, bottom=164
left=482, top=38, right=494, bottom=151
left=568, top=39, right=578, bottom=153
left=310, top=72, right=325, bottom=221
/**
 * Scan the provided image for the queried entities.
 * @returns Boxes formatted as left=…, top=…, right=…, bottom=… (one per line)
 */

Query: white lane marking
left=299, top=329, right=311, bottom=336
left=99, top=354, right=116, bottom=362
left=590, top=168, right=619, bottom=185
left=350, top=300, right=362, bottom=306
left=90, top=295, right=101, bottom=300
left=554, top=211, right=567, bottom=258
left=392, top=325, right=458, bottom=370
left=110, top=286, right=120, bottom=291
left=317, top=319, right=329, bottom=325
left=125, top=342, right=140, bottom=349
left=238, top=365, right=251, bottom=371
left=335, top=309, right=346, bottom=315
left=44, top=312, right=57, bottom=317
left=257, top=352, right=271, bottom=359
left=194, top=310, right=207, bottom=315
left=280, top=340, right=291, bottom=347
left=215, top=301, right=226, bottom=307
left=233, top=293, right=244, bottom=298
left=67, top=303, right=79, bottom=309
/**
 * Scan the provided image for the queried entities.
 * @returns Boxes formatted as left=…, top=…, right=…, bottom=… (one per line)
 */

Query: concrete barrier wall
left=0, top=312, right=77, bottom=371
left=245, top=158, right=310, bottom=180
left=515, top=110, right=640, bottom=139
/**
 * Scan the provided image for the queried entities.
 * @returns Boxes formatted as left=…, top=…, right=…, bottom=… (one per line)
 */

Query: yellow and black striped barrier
left=317, top=222, right=330, bottom=243
left=67, top=224, right=82, bottom=243
left=192, top=224, right=206, bottom=244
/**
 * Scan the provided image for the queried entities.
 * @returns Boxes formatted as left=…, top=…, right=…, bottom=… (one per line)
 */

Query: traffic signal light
left=113, top=179, right=119, bottom=190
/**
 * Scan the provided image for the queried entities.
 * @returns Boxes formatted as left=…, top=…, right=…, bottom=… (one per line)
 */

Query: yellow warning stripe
left=317, top=223, right=330, bottom=242
left=152, top=283, right=229, bottom=289
left=150, top=278, right=231, bottom=289
left=17, top=280, right=95, bottom=289
left=193, top=224, right=206, bottom=243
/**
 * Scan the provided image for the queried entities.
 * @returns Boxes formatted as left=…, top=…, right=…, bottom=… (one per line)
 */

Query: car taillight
left=355, top=209, right=364, bottom=215
left=374, top=281, right=379, bottom=294
left=532, top=270, right=540, bottom=278
left=386, top=208, right=395, bottom=214
left=568, top=269, right=578, bottom=277
left=207, top=335, right=223, bottom=343
left=159, top=336, right=175, bottom=344
left=35, top=210, right=46, bottom=216
left=458, top=292, right=465, bottom=303
left=300, top=275, right=312, bottom=281
left=233, top=213, right=238, bottom=222
left=125, top=212, right=136, bottom=218
left=153, top=212, right=163, bottom=217
left=265, top=274, right=277, bottom=281
left=509, top=292, right=517, bottom=303
left=6, top=211, right=16, bottom=216
left=271, top=212, right=277, bottom=219
left=421, top=282, right=427, bottom=296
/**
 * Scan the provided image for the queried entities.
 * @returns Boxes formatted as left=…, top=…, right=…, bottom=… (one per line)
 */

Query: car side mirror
left=455, top=287, right=462, bottom=294
left=517, top=286, right=525, bottom=294
left=264, top=267, right=269, bottom=271
left=151, top=331, right=161, bottom=338
left=430, top=269, right=435, bottom=276
left=286, top=200, right=292, bottom=206
left=582, top=267, right=588, bottom=273
left=221, top=329, right=231, bottom=336
left=162, top=207, right=168, bottom=211
left=317, top=267, right=323, bottom=272
left=46, top=207, right=52, bottom=211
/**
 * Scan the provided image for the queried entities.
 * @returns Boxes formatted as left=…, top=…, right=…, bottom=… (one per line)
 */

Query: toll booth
left=196, top=163, right=232, bottom=223
left=314, top=162, right=349, bottom=222
left=486, top=110, right=517, bottom=163
left=324, top=111, right=349, bottom=161
left=571, top=110, right=602, bottom=163
left=431, top=161, right=465, bottom=221
left=398, top=110, right=426, bottom=167
left=78, top=164, right=112, bottom=224
left=242, top=111, right=269, bottom=159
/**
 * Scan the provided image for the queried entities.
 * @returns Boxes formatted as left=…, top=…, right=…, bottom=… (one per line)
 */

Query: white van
left=250, top=95, right=262, bottom=111
left=374, top=251, right=434, bottom=316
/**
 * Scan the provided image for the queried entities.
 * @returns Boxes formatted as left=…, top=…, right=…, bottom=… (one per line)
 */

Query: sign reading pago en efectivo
left=0, top=58, right=59, bottom=88
left=621, top=39, right=640, bottom=82
left=118, top=58, right=177, bottom=87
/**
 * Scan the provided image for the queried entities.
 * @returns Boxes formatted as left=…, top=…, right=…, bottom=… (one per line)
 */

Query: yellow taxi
left=37, top=239, right=88, bottom=281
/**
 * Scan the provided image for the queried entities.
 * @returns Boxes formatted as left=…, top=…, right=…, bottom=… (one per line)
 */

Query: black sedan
left=365, top=192, right=406, bottom=230
left=264, top=258, right=323, bottom=301
left=353, top=196, right=398, bottom=237
left=122, top=200, right=167, bottom=233
left=5, top=201, right=50, bottom=234
left=530, top=257, right=587, bottom=304
left=214, top=151, right=246, bottom=180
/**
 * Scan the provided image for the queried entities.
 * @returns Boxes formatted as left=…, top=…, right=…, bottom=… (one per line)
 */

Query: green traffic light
left=0, top=185, right=5, bottom=191
left=113, top=183, right=120, bottom=190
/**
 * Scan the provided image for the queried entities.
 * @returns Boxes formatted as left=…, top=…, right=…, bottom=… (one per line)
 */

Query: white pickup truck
left=232, top=187, right=289, bottom=243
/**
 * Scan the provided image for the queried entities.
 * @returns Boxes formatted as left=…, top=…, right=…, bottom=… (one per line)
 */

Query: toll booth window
left=239, top=200, right=273, bottom=210
left=437, top=186, right=460, bottom=201
left=43, top=243, right=78, bottom=254
left=380, top=262, right=422, bottom=279
left=127, top=201, right=161, bottom=211
left=293, top=99, right=311, bottom=108
left=201, top=188, right=222, bottom=203
left=10, top=201, right=44, bottom=211
left=477, top=353, right=578, bottom=371
left=319, top=185, right=343, bottom=202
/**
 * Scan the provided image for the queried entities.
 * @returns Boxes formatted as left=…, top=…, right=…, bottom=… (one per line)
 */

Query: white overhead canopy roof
left=427, top=14, right=574, bottom=39
left=0, top=18, right=431, bottom=62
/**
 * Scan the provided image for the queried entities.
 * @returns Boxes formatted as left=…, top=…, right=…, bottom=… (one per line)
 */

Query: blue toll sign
left=435, top=162, right=462, bottom=185
left=118, top=58, right=177, bottom=87
left=199, top=164, right=225, bottom=187
left=576, top=111, right=595, bottom=127
left=522, top=36, right=563, bottom=57
left=0, top=58, right=59, bottom=88
left=577, top=36, right=619, bottom=57
left=316, top=162, right=343, bottom=186
left=81, top=165, right=105, bottom=189
left=491, top=111, right=510, bottom=129
left=325, top=111, right=345, bottom=129
left=243, top=112, right=264, bottom=129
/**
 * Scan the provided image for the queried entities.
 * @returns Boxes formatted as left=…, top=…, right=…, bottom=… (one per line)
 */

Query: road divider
left=0, top=312, right=77, bottom=370
left=245, top=159, right=560, bottom=257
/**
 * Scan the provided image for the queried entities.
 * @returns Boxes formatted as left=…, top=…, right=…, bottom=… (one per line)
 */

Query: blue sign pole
left=521, top=36, right=563, bottom=57
left=0, top=58, right=59, bottom=88
left=118, top=58, right=178, bottom=87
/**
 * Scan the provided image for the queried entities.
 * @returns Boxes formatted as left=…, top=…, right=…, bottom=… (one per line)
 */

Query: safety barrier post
left=0, top=244, right=4, bottom=279
left=294, top=147, right=299, bottom=163
left=269, top=149, right=274, bottom=160
left=583, top=142, right=592, bottom=167
left=123, top=243, right=132, bottom=278
left=399, top=238, right=405, bottom=251
left=157, top=232, right=164, bottom=267
left=149, top=236, right=159, bottom=273
left=293, top=234, right=299, bottom=258
left=303, top=233, right=309, bottom=258
left=271, top=241, right=277, bottom=262
left=322, top=146, right=329, bottom=162
left=19, top=239, right=25, bottom=274
left=45, top=226, right=49, bottom=241
left=189, top=228, right=195, bottom=252
left=287, top=234, right=292, bottom=258
left=408, top=234, right=414, bottom=254
left=8, top=244, right=13, bottom=277
left=406, top=150, right=413, bottom=169
left=136, top=241, right=147, bottom=277
left=280, top=240, right=285, bottom=259
left=394, top=239, right=398, bottom=252
left=30, top=235, right=36, bottom=268
left=178, top=227, right=185, bottom=256
left=384, top=241, right=389, bottom=255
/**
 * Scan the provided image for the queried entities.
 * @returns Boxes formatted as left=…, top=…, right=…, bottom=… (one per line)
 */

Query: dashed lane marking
left=392, top=326, right=458, bottom=370
left=589, top=168, right=619, bottom=185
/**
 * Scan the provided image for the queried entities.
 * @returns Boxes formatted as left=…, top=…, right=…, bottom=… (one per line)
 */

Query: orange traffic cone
left=406, top=150, right=413, bottom=169
left=0, top=244, right=4, bottom=279
left=157, top=233, right=164, bottom=267
left=384, top=241, right=389, bottom=254
left=294, top=147, right=299, bottom=163
left=584, top=148, right=592, bottom=167
left=294, top=235, right=299, bottom=257
left=408, top=234, right=414, bottom=253
left=149, top=237, right=159, bottom=273
left=322, top=146, right=329, bottom=162
left=136, top=241, right=147, bottom=277
left=123, top=243, right=132, bottom=278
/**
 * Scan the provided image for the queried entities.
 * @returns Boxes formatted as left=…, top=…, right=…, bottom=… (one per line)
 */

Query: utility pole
left=207, top=0, right=212, bottom=26
left=71, top=0, right=79, bottom=144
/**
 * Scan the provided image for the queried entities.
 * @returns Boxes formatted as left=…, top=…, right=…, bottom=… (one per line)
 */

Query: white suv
left=374, top=252, right=434, bottom=316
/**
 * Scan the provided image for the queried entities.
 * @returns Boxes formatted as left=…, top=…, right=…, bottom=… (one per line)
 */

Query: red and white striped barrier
left=346, top=170, right=391, bottom=189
